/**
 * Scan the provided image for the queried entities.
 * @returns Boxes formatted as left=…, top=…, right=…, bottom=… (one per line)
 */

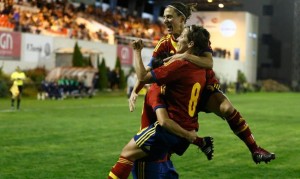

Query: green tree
left=0, top=65, right=9, bottom=97
left=237, top=70, right=247, bottom=84
left=98, top=57, right=108, bottom=90
left=88, top=55, right=93, bottom=67
left=72, top=42, right=84, bottom=67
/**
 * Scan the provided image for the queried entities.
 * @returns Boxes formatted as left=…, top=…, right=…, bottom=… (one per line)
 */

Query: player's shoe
left=200, top=137, right=214, bottom=160
left=252, top=147, right=275, bottom=164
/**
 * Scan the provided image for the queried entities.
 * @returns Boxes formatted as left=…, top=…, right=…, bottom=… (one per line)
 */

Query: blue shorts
left=134, top=121, right=190, bottom=161
left=132, top=159, right=178, bottom=179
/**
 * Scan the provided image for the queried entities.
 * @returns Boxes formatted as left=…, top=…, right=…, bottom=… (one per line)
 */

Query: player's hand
left=128, top=92, right=138, bottom=112
left=132, top=39, right=144, bottom=51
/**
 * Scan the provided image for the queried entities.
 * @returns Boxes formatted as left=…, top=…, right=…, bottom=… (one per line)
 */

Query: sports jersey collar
left=170, top=34, right=178, bottom=51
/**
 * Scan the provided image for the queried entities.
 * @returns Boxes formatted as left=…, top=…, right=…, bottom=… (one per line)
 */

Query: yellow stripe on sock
left=235, top=124, right=249, bottom=134
left=109, top=172, right=120, bottom=179
left=118, top=158, right=133, bottom=166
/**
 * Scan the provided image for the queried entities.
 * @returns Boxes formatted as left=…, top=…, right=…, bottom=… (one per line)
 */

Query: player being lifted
left=129, top=2, right=275, bottom=165
left=109, top=25, right=213, bottom=179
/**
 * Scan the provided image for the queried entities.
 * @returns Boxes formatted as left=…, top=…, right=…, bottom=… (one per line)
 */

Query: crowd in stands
left=0, top=0, right=165, bottom=46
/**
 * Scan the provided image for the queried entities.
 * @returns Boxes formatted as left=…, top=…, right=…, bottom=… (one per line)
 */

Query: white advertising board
left=22, top=34, right=53, bottom=63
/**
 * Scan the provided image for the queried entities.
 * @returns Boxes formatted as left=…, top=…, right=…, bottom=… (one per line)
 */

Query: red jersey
left=151, top=34, right=217, bottom=85
left=141, top=34, right=178, bottom=129
left=153, top=34, right=177, bottom=59
left=151, top=60, right=207, bottom=131
left=140, top=83, right=166, bottom=129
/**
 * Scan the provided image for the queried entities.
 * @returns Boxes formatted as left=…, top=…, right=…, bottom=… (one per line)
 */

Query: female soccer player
left=129, top=2, right=275, bottom=166
left=109, top=25, right=212, bottom=179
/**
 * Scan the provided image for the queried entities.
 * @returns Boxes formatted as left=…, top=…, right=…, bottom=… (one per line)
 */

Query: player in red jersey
left=108, top=25, right=211, bottom=179
left=129, top=2, right=275, bottom=165
left=132, top=54, right=213, bottom=179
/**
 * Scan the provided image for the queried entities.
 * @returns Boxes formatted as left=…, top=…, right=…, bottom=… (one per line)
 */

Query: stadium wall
left=0, top=30, right=256, bottom=84
left=187, top=11, right=258, bottom=83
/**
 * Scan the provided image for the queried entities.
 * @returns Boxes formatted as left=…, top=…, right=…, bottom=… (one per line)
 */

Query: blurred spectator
left=126, top=71, right=137, bottom=98
left=0, top=1, right=165, bottom=47
left=110, top=67, right=120, bottom=90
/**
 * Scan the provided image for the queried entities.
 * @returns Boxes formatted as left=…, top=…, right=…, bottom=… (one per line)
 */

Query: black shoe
left=200, top=137, right=214, bottom=160
left=252, top=147, right=275, bottom=164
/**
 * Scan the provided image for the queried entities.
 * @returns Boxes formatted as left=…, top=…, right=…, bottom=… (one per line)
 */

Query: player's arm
left=10, top=73, right=16, bottom=81
left=128, top=41, right=151, bottom=112
left=183, top=52, right=213, bottom=69
left=155, top=108, right=197, bottom=143
left=133, top=40, right=154, bottom=83
left=131, top=65, right=151, bottom=94
left=128, top=69, right=149, bottom=112
left=165, top=52, right=213, bottom=69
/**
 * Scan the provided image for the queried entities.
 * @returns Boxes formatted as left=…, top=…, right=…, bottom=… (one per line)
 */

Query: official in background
left=10, top=66, right=26, bottom=110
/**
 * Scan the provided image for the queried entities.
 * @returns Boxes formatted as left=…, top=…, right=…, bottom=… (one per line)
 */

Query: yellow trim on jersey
left=170, top=35, right=178, bottom=51
left=109, top=172, right=120, bottom=179
left=153, top=35, right=168, bottom=52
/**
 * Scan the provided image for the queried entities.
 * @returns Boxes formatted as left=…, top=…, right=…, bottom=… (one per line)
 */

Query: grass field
left=0, top=92, right=300, bottom=179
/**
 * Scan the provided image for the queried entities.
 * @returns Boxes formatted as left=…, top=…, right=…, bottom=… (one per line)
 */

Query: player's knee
left=219, top=100, right=234, bottom=117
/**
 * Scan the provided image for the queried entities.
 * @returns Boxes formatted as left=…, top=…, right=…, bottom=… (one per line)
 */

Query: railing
left=115, top=35, right=158, bottom=48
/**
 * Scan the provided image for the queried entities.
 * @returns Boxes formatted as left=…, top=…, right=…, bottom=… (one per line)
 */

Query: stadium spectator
left=0, top=1, right=165, bottom=47
left=126, top=71, right=137, bottom=98
left=110, top=67, right=120, bottom=90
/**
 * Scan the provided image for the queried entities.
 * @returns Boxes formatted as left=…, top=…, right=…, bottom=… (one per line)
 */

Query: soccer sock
left=225, top=109, right=258, bottom=153
left=17, top=99, right=20, bottom=109
left=192, top=137, right=204, bottom=147
left=11, top=99, right=15, bottom=107
left=108, top=156, right=133, bottom=179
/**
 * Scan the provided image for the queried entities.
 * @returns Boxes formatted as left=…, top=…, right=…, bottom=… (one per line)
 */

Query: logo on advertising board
left=23, top=34, right=53, bottom=63
left=220, top=20, right=237, bottom=37
left=0, top=31, right=21, bottom=59
left=117, top=45, right=133, bottom=66
left=187, top=12, right=220, bottom=32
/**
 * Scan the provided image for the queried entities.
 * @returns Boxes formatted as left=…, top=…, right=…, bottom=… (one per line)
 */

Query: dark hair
left=168, top=2, right=197, bottom=22
left=186, top=25, right=210, bottom=56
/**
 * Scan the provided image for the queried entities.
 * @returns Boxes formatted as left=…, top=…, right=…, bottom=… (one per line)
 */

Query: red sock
left=192, top=137, right=204, bottom=147
left=108, top=156, right=133, bottom=179
left=226, top=109, right=258, bottom=153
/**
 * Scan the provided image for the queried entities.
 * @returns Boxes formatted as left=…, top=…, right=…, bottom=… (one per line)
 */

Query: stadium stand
left=0, top=0, right=164, bottom=47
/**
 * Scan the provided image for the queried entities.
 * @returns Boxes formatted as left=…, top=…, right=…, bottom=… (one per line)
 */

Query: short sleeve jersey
left=152, top=34, right=177, bottom=60
left=11, top=71, right=26, bottom=86
left=151, top=60, right=207, bottom=131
